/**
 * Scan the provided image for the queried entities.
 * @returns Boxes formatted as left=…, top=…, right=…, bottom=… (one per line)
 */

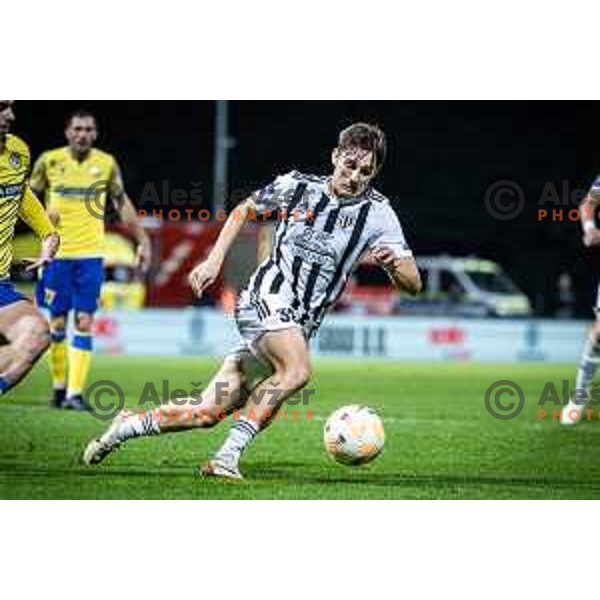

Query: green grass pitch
left=1, top=356, right=599, bottom=499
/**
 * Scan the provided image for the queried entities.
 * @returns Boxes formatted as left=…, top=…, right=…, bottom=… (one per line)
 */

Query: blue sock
left=0, top=377, right=11, bottom=394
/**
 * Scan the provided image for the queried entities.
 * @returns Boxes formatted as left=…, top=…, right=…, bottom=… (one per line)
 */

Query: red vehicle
left=337, top=257, right=397, bottom=316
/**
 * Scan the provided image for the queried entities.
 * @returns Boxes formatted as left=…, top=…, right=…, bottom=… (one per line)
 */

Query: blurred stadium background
left=4, top=100, right=600, bottom=499
left=12, top=101, right=600, bottom=360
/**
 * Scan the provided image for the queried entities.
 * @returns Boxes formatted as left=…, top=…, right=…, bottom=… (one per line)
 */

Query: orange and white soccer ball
left=323, top=405, right=385, bottom=465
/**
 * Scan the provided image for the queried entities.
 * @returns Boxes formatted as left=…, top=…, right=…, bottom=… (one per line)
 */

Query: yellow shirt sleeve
left=29, top=152, right=48, bottom=196
left=19, top=187, right=55, bottom=239
left=110, top=158, right=125, bottom=199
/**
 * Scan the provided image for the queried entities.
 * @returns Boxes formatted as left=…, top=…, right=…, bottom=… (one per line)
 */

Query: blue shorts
left=0, top=281, right=27, bottom=309
left=37, top=258, right=104, bottom=316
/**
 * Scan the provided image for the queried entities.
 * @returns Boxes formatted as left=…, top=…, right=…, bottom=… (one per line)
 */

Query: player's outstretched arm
left=189, top=197, right=255, bottom=298
left=372, top=247, right=422, bottom=296
left=582, top=191, right=600, bottom=247
left=18, top=187, right=60, bottom=270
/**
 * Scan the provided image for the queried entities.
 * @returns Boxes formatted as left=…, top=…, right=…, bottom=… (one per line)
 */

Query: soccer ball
left=323, top=405, right=385, bottom=466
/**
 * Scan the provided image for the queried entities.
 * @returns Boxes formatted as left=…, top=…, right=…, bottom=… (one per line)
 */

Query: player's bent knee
left=23, top=317, right=51, bottom=356
left=279, top=364, right=312, bottom=392
left=220, top=358, right=243, bottom=381
left=75, top=313, right=93, bottom=332
left=51, top=315, right=66, bottom=332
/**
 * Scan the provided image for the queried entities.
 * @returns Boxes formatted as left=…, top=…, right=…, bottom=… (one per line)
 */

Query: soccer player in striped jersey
left=562, top=176, right=600, bottom=424
left=31, top=109, right=151, bottom=410
left=84, top=122, right=421, bottom=478
left=0, top=101, right=60, bottom=395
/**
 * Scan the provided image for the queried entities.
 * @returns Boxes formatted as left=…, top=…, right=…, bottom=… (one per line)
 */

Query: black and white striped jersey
left=244, top=170, right=413, bottom=330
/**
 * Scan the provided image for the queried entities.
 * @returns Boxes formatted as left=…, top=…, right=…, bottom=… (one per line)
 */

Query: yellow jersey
left=0, top=134, right=54, bottom=280
left=30, top=147, right=124, bottom=258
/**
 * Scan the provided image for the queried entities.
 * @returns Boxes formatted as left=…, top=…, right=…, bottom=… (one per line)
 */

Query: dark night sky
left=14, top=100, right=600, bottom=317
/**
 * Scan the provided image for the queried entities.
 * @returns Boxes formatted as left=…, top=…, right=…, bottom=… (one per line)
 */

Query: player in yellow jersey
left=0, top=101, right=60, bottom=395
left=31, top=109, right=151, bottom=410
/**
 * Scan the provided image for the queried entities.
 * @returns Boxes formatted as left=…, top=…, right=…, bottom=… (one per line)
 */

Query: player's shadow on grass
left=249, top=463, right=600, bottom=490
left=0, top=462, right=196, bottom=479
left=4, top=460, right=600, bottom=494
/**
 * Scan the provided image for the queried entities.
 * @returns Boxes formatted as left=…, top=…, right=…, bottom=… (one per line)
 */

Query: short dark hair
left=66, top=109, right=96, bottom=128
left=338, top=122, right=386, bottom=172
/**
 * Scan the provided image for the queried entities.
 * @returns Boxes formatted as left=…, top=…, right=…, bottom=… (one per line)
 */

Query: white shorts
left=230, top=289, right=315, bottom=360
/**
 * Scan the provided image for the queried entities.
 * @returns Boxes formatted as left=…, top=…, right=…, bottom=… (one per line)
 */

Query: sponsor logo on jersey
left=290, top=229, right=337, bottom=268
left=339, top=214, right=356, bottom=228
left=0, top=183, right=24, bottom=199
left=9, top=152, right=22, bottom=170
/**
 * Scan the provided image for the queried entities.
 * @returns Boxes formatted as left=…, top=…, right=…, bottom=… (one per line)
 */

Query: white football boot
left=200, top=454, right=243, bottom=480
left=560, top=398, right=588, bottom=426
left=82, top=410, right=132, bottom=465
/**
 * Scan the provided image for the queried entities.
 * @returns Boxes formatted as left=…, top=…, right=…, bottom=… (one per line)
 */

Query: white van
left=402, top=256, right=532, bottom=317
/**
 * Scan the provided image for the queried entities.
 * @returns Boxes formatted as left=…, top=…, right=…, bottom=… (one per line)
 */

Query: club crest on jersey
left=89, top=165, right=102, bottom=177
left=44, top=288, right=57, bottom=307
left=9, top=152, right=22, bottom=170
left=339, top=214, right=355, bottom=228
left=48, top=160, right=65, bottom=175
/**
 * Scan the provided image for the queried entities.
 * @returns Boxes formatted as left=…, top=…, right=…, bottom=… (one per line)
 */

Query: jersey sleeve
left=109, top=157, right=125, bottom=199
left=251, top=171, right=300, bottom=217
left=29, top=152, right=47, bottom=196
left=19, top=187, right=55, bottom=239
left=369, top=201, right=413, bottom=259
